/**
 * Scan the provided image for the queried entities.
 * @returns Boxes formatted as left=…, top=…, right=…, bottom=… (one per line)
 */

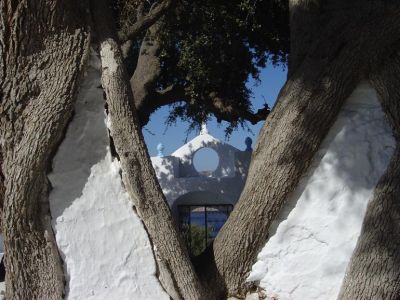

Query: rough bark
left=130, top=22, right=164, bottom=126
left=90, top=1, right=208, bottom=299
left=0, top=151, right=4, bottom=230
left=0, top=1, right=89, bottom=298
left=338, top=53, right=400, bottom=300
left=213, top=1, right=400, bottom=296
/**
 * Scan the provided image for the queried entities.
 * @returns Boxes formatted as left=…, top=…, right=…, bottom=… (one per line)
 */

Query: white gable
left=171, top=133, right=240, bottom=178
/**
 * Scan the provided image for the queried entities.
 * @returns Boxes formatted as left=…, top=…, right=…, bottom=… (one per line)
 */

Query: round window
left=193, top=148, right=219, bottom=175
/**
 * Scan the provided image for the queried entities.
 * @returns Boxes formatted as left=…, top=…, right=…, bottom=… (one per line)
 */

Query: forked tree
left=1, top=0, right=399, bottom=299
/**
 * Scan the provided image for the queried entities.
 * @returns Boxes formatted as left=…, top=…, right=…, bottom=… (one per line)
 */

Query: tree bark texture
left=0, top=151, right=4, bottom=230
left=0, top=1, right=89, bottom=298
left=90, top=1, right=208, bottom=299
left=130, top=22, right=164, bottom=126
left=213, top=1, right=400, bottom=296
left=338, top=52, right=400, bottom=300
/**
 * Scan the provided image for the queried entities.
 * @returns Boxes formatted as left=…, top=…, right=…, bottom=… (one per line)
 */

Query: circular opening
left=193, top=148, right=219, bottom=175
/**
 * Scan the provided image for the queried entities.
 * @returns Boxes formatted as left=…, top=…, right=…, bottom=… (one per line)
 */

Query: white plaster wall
left=248, top=82, right=395, bottom=300
left=151, top=156, right=180, bottom=179
left=49, top=52, right=168, bottom=300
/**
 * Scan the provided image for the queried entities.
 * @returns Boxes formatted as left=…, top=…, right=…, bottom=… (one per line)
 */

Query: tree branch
left=206, top=92, right=270, bottom=125
left=119, top=0, right=174, bottom=42
left=135, top=84, right=186, bottom=125
left=137, top=84, right=270, bottom=127
left=155, top=84, right=187, bottom=105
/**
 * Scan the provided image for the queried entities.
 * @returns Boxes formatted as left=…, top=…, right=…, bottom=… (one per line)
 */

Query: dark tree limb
left=205, top=92, right=270, bottom=125
left=288, top=0, right=320, bottom=76
left=130, top=22, right=163, bottom=124
left=118, top=0, right=174, bottom=43
left=135, top=82, right=270, bottom=126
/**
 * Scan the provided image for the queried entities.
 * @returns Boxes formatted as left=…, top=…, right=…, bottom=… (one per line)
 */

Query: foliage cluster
left=117, top=0, right=289, bottom=132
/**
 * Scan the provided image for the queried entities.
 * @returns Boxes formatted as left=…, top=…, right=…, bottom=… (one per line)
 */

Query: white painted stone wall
left=49, top=52, right=168, bottom=300
left=248, top=83, right=395, bottom=300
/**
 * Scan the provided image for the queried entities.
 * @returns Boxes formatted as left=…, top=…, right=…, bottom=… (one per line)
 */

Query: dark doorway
left=178, top=204, right=233, bottom=256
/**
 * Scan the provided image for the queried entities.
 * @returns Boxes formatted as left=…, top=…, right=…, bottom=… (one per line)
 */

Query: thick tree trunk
left=90, top=1, right=207, bottom=299
left=213, top=1, right=400, bottom=296
left=0, top=1, right=89, bottom=298
left=288, top=0, right=319, bottom=76
left=338, top=53, right=400, bottom=300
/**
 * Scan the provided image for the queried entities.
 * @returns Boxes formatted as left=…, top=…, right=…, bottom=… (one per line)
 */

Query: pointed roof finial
left=245, top=137, right=253, bottom=151
left=200, top=122, right=209, bottom=135
left=156, top=143, right=165, bottom=157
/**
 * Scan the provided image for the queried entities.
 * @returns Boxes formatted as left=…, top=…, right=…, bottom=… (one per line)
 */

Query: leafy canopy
left=117, top=0, right=289, bottom=133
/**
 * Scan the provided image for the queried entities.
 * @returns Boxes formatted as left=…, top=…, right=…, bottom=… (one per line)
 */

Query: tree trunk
left=2, top=1, right=399, bottom=299
left=0, top=151, right=4, bottom=230
left=213, top=1, right=400, bottom=296
left=288, top=0, right=319, bottom=77
left=90, top=1, right=208, bottom=299
left=0, top=1, right=89, bottom=298
left=338, top=53, right=400, bottom=300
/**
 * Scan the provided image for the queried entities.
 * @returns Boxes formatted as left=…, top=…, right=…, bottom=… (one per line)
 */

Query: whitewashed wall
left=48, top=52, right=168, bottom=300
left=248, top=82, right=395, bottom=300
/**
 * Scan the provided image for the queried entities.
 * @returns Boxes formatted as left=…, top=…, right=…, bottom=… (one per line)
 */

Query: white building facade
left=151, top=129, right=252, bottom=255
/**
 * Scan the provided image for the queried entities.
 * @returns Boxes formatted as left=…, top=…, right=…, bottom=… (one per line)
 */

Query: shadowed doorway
left=178, top=204, right=233, bottom=256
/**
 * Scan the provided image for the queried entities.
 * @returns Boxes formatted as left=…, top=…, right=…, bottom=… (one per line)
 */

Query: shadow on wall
left=48, top=66, right=107, bottom=219
left=245, top=84, right=397, bottom=300
left=268, top=86, right=396, bottom=239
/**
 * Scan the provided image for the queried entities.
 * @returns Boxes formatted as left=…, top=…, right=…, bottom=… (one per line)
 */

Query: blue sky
left=143, top=63, right=287, bottom=160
